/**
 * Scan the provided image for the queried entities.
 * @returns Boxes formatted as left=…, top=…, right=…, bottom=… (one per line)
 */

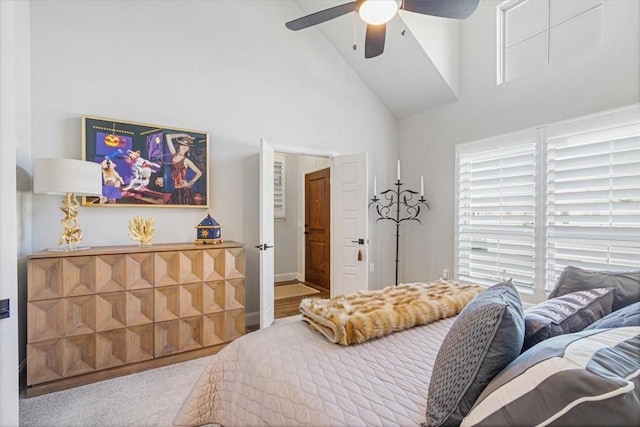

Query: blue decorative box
left=195, top=213, right=222, bottom=244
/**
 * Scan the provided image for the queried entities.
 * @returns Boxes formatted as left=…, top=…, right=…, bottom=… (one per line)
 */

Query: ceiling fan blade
left=402, top=0, right=480, bottom=19
left=285, top=2, right=357, bottom=31
left=365, top=24, right=386, bottom=59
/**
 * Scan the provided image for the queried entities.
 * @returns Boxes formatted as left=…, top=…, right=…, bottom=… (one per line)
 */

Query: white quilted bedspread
left=173, top=315, right=455, bottom=427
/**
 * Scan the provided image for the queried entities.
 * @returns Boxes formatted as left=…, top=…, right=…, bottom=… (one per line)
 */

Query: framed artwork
left=82, top=115, right=209, bottom=207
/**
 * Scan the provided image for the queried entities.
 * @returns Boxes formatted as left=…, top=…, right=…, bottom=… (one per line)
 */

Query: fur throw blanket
left=299, top=280, right=484, bottom=345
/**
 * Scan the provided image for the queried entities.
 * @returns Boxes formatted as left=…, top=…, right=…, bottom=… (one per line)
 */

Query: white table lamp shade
left=34, top=158, right=102, bottom=196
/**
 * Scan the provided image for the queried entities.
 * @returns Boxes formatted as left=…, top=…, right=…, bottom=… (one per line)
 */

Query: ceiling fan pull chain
left=353, top=11, right=358, bottom=51
left=401, top=0, right=406, bottom=36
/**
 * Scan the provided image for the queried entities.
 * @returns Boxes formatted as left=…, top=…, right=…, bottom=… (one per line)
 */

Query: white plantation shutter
left=456, top=130, right=537, bottom=289
left=274, top=153, right=286, bottom=219
left=455, top=104, right=640, bottom=299
left=545, top=106, right=640, bottom=290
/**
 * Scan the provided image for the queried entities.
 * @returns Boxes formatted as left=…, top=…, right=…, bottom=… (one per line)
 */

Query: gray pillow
left=549, top=266, right=640, bottom=311
left=424, top=280, right=524, bottom=427
left=522, top=287, right=615, bottom=352
left=585, top=301, right=640, bottom=330
left=461, top=327, right=640, bottom=427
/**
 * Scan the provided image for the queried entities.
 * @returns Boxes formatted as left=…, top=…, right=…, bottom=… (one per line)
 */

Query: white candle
left=420, top=176, right=424, bottom=196
left=397, top=160, right=401, bottom=181
left=373, top=176, right=377, bottom=195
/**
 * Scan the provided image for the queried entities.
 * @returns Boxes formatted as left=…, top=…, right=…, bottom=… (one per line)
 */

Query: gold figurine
left=128, top=216, right=155, bottom=247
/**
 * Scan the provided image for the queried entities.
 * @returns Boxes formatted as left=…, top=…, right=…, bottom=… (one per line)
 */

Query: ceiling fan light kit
left=358, top=0, right=400, bottom=25
left=285, top=0, right=480, bottom=59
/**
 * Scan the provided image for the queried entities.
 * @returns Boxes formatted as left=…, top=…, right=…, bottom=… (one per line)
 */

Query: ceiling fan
left=285, top=0, right=480, bottom=59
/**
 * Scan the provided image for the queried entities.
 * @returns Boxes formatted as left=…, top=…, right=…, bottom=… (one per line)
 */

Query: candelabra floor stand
left=370, top=180, right=429, bottom=287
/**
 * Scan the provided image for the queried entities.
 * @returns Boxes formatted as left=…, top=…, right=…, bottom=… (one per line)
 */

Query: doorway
left=273, top=153, right=331, bottom=318
left=304, top=168, right=330, bottom=290
left=260, top=141, right=369, bottom=327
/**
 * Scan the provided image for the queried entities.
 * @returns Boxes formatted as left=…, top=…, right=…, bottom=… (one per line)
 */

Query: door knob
left=351, top=238, right=365, bottom=245
left=255, top=243, right=274, bottom=251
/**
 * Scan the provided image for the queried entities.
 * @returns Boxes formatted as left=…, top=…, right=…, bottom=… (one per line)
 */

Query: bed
left=173, top=269, right=640, bottom=427
left=173, top=314, right=455, bottom=426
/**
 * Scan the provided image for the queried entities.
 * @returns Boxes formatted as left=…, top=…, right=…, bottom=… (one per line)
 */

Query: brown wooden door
left=305, top=168, right=330, bottom=290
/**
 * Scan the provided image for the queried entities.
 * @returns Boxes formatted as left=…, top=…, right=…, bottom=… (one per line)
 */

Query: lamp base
left=58, top=192, right=85, bottom=249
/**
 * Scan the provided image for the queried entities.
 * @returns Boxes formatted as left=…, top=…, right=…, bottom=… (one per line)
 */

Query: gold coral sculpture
left=59, top=192, right=83, bottom=249
left=128, top=216, right=155, bottom=247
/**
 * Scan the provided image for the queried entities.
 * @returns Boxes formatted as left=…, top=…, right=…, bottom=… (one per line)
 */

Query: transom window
left=498, top=0, right=603, bottom=83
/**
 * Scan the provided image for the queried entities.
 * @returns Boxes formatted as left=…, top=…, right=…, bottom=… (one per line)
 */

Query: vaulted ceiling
left=290, top=1, right=466, bottom=119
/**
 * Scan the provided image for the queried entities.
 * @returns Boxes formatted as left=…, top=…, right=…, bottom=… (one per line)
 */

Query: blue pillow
left=549, top=266, right=640, bottom=311
left=585, top=301, right=640, bottom=329
left=424, top=280, right=524, bottom=427
left=522, top=288, right=614, bottom=352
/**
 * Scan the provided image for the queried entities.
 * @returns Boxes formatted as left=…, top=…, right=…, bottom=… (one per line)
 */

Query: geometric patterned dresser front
left=26, top=242, right=245, bottom=390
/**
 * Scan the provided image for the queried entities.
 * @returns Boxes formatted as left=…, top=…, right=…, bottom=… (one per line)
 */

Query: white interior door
left=331, top=153, right=368, bottom=297
left=259, top=139, right=275, bottom=328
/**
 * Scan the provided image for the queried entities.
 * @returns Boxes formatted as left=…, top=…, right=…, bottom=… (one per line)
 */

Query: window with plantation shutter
left=274, top=153, right=286, bottom=219
left=545, top=107, right=640, bottom=290
left=456, top=131, right=537, bottom=290
left=455, top=104, right=640, bottom=300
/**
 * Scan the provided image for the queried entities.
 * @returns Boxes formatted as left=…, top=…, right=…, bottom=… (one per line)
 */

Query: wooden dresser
left=26, top=241, right=245, bottom=396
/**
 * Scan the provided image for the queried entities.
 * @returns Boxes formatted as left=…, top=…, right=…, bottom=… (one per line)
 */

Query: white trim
left=274, top=272, right=299, bottom=283
left=497, top=0, right=523, bottom=85
left=273, top=145, right=336, bottom=158
left=456, top=126, right=538, bottom=152
left=0, top=1, right=22, bottom=424
left=496, top=1, right=516, bottom=84
left=534, top=126, right=546, bottom=302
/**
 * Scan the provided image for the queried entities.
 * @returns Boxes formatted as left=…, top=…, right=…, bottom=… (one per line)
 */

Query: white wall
left=399, top=0, right=640, bottom=290
left=399, top=12, right=460, bottom=96
left=27, top=1, right=398, bottom=327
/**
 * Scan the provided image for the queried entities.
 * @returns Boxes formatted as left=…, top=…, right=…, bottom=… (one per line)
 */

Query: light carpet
left=20, top=355, right=213, bottom=427
left=274, top=282, right=320, bottom=300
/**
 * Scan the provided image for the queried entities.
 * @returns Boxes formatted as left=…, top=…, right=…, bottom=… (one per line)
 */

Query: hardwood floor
left=245, top=281, right=330, bottom=333
left=275, top=280, right=330, bottom=319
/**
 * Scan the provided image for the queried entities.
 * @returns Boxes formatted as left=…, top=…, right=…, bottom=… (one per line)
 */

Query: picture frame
left=82, top=115, right=209, bottom=207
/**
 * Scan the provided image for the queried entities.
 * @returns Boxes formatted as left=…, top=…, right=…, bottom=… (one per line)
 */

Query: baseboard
left=275, top=273, right=298, bottom=282
left=296, top=273, right=304, bottom=282
left=245, top=311, right=260, bottom=327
